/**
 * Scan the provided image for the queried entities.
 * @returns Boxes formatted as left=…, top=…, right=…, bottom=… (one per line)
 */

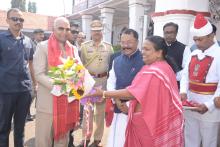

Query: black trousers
left=68, top=104, right=84, bottom=147
left=68, top=130, right=74, bottom=147
left=0, top=91, right=31, bottom=147
left=80, top=104, right=84, bottom=124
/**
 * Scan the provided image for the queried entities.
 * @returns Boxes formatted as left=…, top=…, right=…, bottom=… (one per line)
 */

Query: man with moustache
left=107, top=28, right=144, bottom=147
left=34, top=17, right=80, bottom=147
left=0, top=8, right=34, bottom=147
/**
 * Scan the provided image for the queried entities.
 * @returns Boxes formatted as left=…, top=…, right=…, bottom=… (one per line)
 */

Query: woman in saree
left=86, top=36, right=184, bottom=147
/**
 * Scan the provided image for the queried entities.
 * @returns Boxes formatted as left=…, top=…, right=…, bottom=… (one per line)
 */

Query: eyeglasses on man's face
left=57, top=27, right=71, bottom=32
left=9, top=17, right=24, bottom=23
left=71, top=30, right=79, bottom=35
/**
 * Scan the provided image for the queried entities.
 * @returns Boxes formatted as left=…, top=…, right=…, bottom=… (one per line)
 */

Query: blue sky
left=0, top=0, right=73, bottom=16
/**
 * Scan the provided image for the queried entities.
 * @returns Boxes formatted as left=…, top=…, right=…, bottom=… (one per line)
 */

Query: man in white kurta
left=180, top=14, right=220, bottom=147
left=106, top=29, right=144, bottom=147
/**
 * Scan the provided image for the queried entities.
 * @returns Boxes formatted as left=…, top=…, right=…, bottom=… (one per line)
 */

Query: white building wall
left=112, top=22, right=129, bottom=45
left=155, top=0, right=209, bottom=12
left=153, top=0, right=210, bottom=46
left=153, top=14, right=194, bottom=45
left=215, top=22, right=220, bottom=40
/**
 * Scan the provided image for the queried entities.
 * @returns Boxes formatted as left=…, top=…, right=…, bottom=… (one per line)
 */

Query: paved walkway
left=9, top=102, right=109, bottom=147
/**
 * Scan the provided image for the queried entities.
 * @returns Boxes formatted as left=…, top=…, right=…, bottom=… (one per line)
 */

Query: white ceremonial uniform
left=180, top=42, right=220, bottom=147
left=106, top=62, right=128, bottom=147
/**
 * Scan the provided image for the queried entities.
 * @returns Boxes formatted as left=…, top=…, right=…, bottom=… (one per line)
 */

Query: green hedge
left=113, top=45, right=121, bottom=52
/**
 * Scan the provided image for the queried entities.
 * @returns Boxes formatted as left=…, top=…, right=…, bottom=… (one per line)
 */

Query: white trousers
left=107, top=113, right=128, bottom=147
left=184, top=115, right=219, bottom=147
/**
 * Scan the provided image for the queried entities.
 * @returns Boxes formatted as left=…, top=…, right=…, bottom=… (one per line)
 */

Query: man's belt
left=89, top=72, right=108, bottom=78
left=189, top=80, right=217, bottom=95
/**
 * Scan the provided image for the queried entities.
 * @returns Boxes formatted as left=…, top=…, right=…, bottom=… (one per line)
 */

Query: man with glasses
left=67, top=23, right=81, bottom=147
left=163, top=22, right=186, bottom=87
left=76, top=32, right=86, bottom=51
left=34, top=17, right=80, bottom=147
left=78, top=20, right=113, bottom=147
left=68, top=23, right=79, bottom=46
left=0, top=8, right=34, bottom=147
left=106, top=29, right=144, bottom=147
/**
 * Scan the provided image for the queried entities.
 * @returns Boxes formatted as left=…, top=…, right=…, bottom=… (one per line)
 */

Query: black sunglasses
left=9, top=17, right=24, bottom=23
left=71, top=30, right=79, bottom=34
left=57, top=27, right=71, bottom=32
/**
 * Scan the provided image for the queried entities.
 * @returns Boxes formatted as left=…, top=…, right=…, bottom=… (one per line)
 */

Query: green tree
left=11, top=0, right=20, bottom=9
left=20, top=0, right=26, bottom=11
left=11, top=0, right=26, bottom=11
left=32, top=2, right=37, bottom=13
left=28, top=1, right=37, bottom=13
left=28, top=1, right=32, bottom=12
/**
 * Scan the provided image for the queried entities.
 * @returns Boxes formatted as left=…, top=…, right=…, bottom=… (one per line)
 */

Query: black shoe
left=77, top=140, right=90, bottom=147
left=26, top=115, right=33, bottom=121
left=68, top=141, right=75, bottom=147
left=88, top=140, right=102, bottom=147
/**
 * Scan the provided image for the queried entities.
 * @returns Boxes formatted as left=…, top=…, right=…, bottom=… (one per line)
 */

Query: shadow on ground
left=24, top=137, right=35, bottom=147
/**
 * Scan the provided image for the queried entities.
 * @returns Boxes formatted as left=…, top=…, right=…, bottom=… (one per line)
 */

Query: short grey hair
left=53, top=17, right=70, bottom=28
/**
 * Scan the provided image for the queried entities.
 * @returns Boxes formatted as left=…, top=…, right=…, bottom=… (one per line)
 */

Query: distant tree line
left=11, top=0, right=37, bottom=13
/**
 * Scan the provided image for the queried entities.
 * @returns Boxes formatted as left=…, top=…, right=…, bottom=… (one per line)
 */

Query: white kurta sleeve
left=73, top=46, right=82, bottom=64
left=180, top=54, right=191, bottom=94
left=176, top=46, right=192, bottom=81
left=107, top=62, right=116, bottom=104
left=182, top=46, right=192, bottom=68
left=107, top=61, right=116, bottom=91
left=204, top=58, right=220, bottom=111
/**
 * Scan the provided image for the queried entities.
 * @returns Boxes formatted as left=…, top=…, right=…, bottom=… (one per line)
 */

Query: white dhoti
left=107, top=113, right=128, bottom=147
left=184, top=111, right=220, bottom=147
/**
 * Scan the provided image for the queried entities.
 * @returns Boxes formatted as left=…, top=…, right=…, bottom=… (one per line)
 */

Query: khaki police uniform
left=81, top=40, right=113, bottom=141
left=80, top=20, right=113, bottom=143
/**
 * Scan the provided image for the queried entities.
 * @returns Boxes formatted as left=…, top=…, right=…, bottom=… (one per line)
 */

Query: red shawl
left=48, top=34, right=79, bottom=140
left=126, top=61, right=183, bottom=147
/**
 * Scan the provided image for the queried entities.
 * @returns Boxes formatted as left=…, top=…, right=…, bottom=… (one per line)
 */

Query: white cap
left=190, top=14, right=213, bottom=37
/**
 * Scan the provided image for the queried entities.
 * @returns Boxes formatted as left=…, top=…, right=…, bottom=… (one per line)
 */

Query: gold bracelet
left=102, top=91, right=106, bottom=99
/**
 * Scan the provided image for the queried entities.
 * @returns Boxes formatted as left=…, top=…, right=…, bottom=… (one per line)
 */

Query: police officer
left=79, top=20, right=113, bottom=147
